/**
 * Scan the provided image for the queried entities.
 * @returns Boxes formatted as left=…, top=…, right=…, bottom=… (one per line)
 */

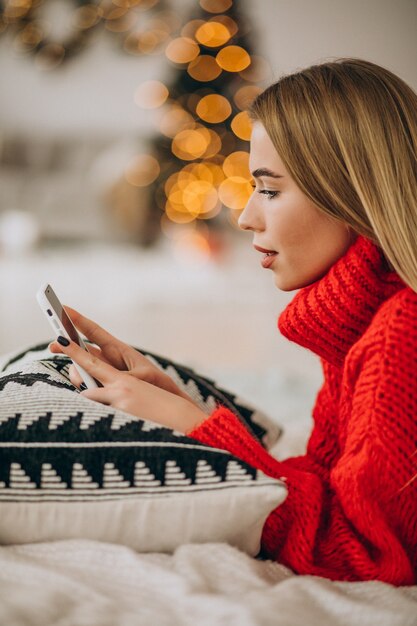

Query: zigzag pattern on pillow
left=0, top=342, right=281, bottom=449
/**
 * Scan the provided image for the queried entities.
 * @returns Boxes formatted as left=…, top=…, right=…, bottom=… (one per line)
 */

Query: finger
left=63, top=306, right=134, bottom=370
left=49, top=342, right=64, bottom=354
left=50, top=340, right=112, bottom=377
left=84, top=343, right=112, bottom=365
left=68, top=363, right=83, bottom=388
left=80, top=386, right=115, bottom=405
left=56, top=336, right=118, bottom=386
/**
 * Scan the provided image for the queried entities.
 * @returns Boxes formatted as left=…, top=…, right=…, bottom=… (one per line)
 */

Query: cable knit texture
left=188, top=235, right=417, bottom=585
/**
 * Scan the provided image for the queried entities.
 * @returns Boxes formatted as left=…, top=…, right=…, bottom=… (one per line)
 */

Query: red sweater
left=188, top=235, right=417, bottom=585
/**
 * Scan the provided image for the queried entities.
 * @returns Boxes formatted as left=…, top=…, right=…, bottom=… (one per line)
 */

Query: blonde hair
left=250, top=58, right=417, bottom=291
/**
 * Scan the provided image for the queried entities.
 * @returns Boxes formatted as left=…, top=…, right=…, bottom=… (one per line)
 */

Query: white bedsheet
left=0, top=539, right=416, bottom=626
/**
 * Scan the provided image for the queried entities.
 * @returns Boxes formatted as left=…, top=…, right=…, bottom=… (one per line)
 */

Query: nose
left=238, top=194, right=264, bottom=232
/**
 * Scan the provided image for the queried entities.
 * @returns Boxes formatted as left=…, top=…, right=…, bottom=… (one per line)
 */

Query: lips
left=254, top=245, right=278, bottom=269
left=253, top=245, right=277, bottom=254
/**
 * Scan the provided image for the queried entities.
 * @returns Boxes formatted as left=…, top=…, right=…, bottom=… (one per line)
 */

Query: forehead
left=249, top=122, right=286, bottom=172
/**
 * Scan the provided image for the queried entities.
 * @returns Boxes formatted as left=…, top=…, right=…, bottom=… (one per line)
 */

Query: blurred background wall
left=0, top=0, right=416, bottom=452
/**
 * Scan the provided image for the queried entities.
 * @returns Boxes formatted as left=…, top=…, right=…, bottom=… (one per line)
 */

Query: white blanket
left=0, top=539, right=416, bottom=626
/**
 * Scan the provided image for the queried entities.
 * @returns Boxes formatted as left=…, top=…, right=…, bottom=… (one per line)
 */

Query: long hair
left=249, top=58, right=417, bottom=291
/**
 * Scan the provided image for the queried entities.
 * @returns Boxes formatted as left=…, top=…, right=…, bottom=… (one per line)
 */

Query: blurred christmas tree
left=135, top=0, right=271, bottom=249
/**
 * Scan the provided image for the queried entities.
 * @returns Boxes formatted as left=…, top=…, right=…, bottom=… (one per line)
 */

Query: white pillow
left=0, top=356, right=287, bottom=556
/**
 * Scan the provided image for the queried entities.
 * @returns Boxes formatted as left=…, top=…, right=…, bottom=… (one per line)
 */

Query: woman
left=51, top=58, right=417, bottom=585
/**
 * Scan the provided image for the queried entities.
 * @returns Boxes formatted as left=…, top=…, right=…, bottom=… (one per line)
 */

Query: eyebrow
left=251, top=168, right=284, bottom=179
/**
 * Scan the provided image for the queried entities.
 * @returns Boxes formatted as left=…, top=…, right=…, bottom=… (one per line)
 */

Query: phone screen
left=45, top=285, right=84, bottom=347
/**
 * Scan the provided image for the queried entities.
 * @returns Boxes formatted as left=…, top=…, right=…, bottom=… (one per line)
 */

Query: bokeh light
left=210, top=15, right=238, bottom=37
left=134, top=80, right=169, bottom=109
left=231, top=110, right=252, bottom=140
left=159, top=105, right=194, bottom=138
left=165, top=202, right=196, bottom=224
left=124, top=29, right=168, bottom=55
left=216, top=45, right=251, bottom=72
left=187, top=55, right=222, bottom=82
left=125, top=154, right=160, bottom=187
left=3, top=1, right=32, bottom=20
left=222, top=151, right=250, bottom=179
left=74, top=5, right=103, bottom=30
left=202, top=128, right=222, bottom=157
left=233, top=85, right=263, bottom=110
left=165, top=36, right=200, bottom=64
left=196, top=94, right=232, bottom=123
left=183, top=180, right=218, bottom=214
left=172, top=126, right=211, bottom=160
left=181, top=19, right=205, bottom=38
left=218, top=176, right=253, bottom=210
left=105, top=7, right=136, bottom=33
left=15, top=23, right=43, bottom=50
left=113, top=0, right=159, bottom=8
left=199, top=0, right=233, bottom=13
left=195, top=21, right=231, bottom=47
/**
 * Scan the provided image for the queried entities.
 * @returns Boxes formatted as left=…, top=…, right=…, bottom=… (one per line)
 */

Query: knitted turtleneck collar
left=278, top=235, right=406, bottom=368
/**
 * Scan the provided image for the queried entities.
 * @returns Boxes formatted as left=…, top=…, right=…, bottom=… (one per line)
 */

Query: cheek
left=267, top=205, right=311, bottom=249
left=271, top=221, right=352, bottom=290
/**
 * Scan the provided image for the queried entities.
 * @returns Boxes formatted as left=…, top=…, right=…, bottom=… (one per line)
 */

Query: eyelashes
left=258, top=190, right=279, bottom=199
left=250, top=184, right=280, bottom=200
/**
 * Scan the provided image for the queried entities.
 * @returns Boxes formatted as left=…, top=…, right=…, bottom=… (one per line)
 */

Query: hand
left=51, top=334, right=208, bottom=435
left=49, top=306, right=200, bottom=406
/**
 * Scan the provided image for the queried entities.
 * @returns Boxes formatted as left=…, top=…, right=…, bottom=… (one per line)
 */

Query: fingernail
left=57, top=336, right=70, bottom=346
left=79, top=383, right=87, bottom=391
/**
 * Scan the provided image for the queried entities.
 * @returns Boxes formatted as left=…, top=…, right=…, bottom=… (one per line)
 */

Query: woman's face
left=238, top=122, right=356, bottom=291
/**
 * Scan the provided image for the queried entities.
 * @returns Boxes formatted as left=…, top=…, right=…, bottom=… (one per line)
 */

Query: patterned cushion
left=0, top=344, right=287, bottom=555
left=0, top=342, right=282, bottom=449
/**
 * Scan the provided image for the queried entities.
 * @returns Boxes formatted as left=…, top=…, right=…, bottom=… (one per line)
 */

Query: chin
left=273, top=271, right=323, bottom=292
left=273, top=276, right=300, bottom=292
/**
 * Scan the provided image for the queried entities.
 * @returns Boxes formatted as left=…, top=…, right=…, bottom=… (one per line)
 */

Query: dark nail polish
left=79, top=383, right=87, bottom=391
left=57, top=335, right=70, bottom=346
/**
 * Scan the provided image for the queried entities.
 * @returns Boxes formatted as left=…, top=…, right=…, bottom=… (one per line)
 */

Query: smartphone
left=36, top=283, right=99, bottom=389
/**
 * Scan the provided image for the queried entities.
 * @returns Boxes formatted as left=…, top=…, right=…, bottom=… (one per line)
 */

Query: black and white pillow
left=0, top=342, right=282, bottom=449
left=0, top=345, right=287, bottom=555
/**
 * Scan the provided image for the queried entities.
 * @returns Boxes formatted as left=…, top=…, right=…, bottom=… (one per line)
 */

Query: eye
left=258, top=189, right=280, bottom=199
left=250, top=183, right=280, bottom=200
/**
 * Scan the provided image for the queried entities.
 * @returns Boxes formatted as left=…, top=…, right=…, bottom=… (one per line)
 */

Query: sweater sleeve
left=187, top=296, right=417, bottom=585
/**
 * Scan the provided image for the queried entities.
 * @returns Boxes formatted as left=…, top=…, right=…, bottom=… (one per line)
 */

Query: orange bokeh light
left=172, top=126, right=211, bottom=160
left=182, top=180, right=218, bottom=214
left=231, top=110, right=252, bottom=141
left=187, top=55, right=222, bottom=82
left=210, top=15, right=238, bottom=37
left=199, top=0, right=233, bottom=13
left=75, top=5, right=102, bottom=29
left=218, top=176, right=253, bottom=210
left=195, top=21, right=231, bottom=47
left=159, top=106, right=194, bottom=138
left=196, top=93, right=232, bottom=123
left=216, top=46, right=251, bottom=72
left=222, top=151, right=250, bottom=179
left=233, top=85, right=263, bottom=110
left=165, top=37, right=200, bottom=64
left=125, top=30, right=168, bottom=55
left=202, top=128, right=222, bottom=158
left=165, top=201, right=196, bottom=223
left=181, top=19, right=205, bottom=38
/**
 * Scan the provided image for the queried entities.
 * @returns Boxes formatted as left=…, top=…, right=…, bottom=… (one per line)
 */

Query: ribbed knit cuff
left=187, top=406, right=286, bottom=480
